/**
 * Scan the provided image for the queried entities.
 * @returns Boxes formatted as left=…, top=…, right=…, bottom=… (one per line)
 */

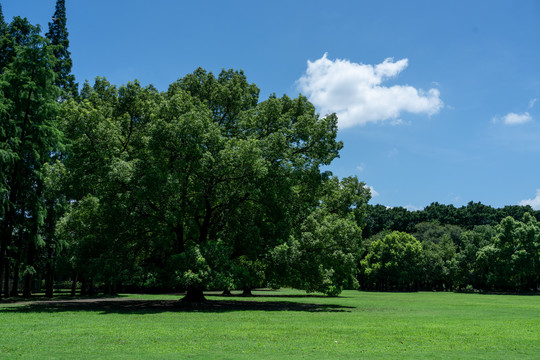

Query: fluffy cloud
left=502, top=112, right=533, bottom=125
left=366, top=185, right=379, bottom=197
left=519, top=189, right=540, bottom=210
left=297, top=53, right=443, bottom=128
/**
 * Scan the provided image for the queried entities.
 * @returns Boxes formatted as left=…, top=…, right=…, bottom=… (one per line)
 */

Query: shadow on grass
left=0, top=298, right=354, bottom=314
left=206, top=293, right=343, bottom=299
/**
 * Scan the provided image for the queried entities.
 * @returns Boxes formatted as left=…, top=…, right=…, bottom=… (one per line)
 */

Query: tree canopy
left=1, top=2, right=539, bottom=300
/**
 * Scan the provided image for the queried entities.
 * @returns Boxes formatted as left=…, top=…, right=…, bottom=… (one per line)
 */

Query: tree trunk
left=221, top=288, right=232, bottom=296
left=22, top=233, right=36, bottom=298
left=45, top=247, right=55, bottom=298
left=241, top=287, right=253, bottom=297
left=81, top=277, right=87, bottom=296
left=10, top=260, right=19, bottom=297
left=0, top=229, right=9, bottom=299
left=0, top=210, right=15, bottom=299
left=45, top=264, right=54, bottom=298
left=0, top=235, right=5, bottom=299
left=0, top=180, right=17, bottom=300
left=70, top=272, right=78, bottom=297
left=22, top=274, right=32, bottom=298
left=181, top=287, right=206, bottom=302
left=3, top=262, right=10, bottom=298
left=88, top=278, right=94, bottom=296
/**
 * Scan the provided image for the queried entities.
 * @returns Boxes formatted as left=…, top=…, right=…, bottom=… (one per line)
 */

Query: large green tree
left=134, top=69, right=342, bottom=300
left=360, top=231, right=423, bottom=291
left=0, top=17, right=62, bottom=298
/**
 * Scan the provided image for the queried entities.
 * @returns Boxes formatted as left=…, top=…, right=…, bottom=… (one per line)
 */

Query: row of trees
left=359, top=211, right=540, bottom=292
left=362, top=202, right=539, bottom=238
left=0, top=1, right=371, bottom=300
left=1, top=2, right=538, bottom=300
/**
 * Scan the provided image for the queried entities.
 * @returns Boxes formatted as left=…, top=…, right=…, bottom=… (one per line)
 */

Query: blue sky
left=4, top=0, right=540, bottom=210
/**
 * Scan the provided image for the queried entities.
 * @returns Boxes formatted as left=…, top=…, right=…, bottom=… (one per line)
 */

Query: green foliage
left=413, top=222, right=460, bottom=290
left=360, top=231, right=423, bottom=291
left=55, top=68, right=345, bottom=297
left=477, top=214, right=540, bottom=291
left=453, top=225, right=495, bottom=290
left=362, top=201, right=539, bottom=239
left=5, top=2, right=540, bottom=299
left=0, top=15, right=63, bottom=297
left=57, top=79, right=160, bottom=288
left=45, top=0, right=77, bottom=98
left=270, top=176, right=368, bottom=295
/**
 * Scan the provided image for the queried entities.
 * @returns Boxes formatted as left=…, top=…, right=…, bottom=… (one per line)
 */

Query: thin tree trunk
left=3, top=262, right=10, bottom=298
left=70, top=272, right=78, bottom=297
left=45, top=262, right=54, bottom=298
left=45, top=247, right=54, bottom=298
left=22, top=241, right=35, bottom=298
left=81, top=277, right=87, bottom=296
left=22, top=272, right=32, bottom=298
left=0, top=199, right=16, bottom=299
left=0, top=236, right=5, bottom=299
left=88, top=278, right=94, bottom=296
left=10, top=259, right=19, bottom=297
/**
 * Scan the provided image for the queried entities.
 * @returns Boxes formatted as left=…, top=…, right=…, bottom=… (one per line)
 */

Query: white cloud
left=404, top=204, right=422, bottom=211
left=501, top=112, right=533, bottom=125
left=528, top=98, right=537, bottom=109
left=366, top=185, right=379, bottom=197
left=297, top=53, right=443, bottom=128
left=356, top=164, right=364, bottom=172
left=519, top=189, right=540, bottom=210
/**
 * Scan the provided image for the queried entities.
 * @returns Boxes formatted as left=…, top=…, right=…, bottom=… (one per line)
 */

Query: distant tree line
left=358, top=203, right=540, bottom=292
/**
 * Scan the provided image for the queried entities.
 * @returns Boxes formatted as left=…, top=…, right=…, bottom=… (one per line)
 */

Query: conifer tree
left=46, top=0, right=77, bottom=98
left=0, top=17, right=62, bottom=298
left=0, top=4, right=5, bottom=31
left=0, top=3, right=11, bottom=73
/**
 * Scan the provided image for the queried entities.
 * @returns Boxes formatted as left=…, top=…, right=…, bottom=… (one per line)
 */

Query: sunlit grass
left=1, top=289, right=539, bottom=359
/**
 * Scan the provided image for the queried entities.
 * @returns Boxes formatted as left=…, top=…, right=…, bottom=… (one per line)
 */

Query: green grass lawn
left=1, top=289, right=539, bottom=359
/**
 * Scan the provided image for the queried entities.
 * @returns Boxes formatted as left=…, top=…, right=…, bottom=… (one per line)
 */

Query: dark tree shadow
left=0, top=299, right=354, bottom=315
left=206, top=293, right=346, bottom=299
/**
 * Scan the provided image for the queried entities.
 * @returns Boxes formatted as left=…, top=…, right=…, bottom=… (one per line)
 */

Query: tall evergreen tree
left=46, top=0, right=77, bottom=98
left=0, top=4, right=5, bottom=32
left=0, top=17, right=62, bottom=298
left=0, top=3, right=11, bottom=73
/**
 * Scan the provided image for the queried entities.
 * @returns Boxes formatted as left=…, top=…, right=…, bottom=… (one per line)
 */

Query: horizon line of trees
left=1, top=2, right=538, bottom=301
left=358, top=204, right=540, bottom=292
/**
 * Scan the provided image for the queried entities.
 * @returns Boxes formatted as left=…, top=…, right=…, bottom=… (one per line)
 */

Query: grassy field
left=0, top=289, right=539, bottom=359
